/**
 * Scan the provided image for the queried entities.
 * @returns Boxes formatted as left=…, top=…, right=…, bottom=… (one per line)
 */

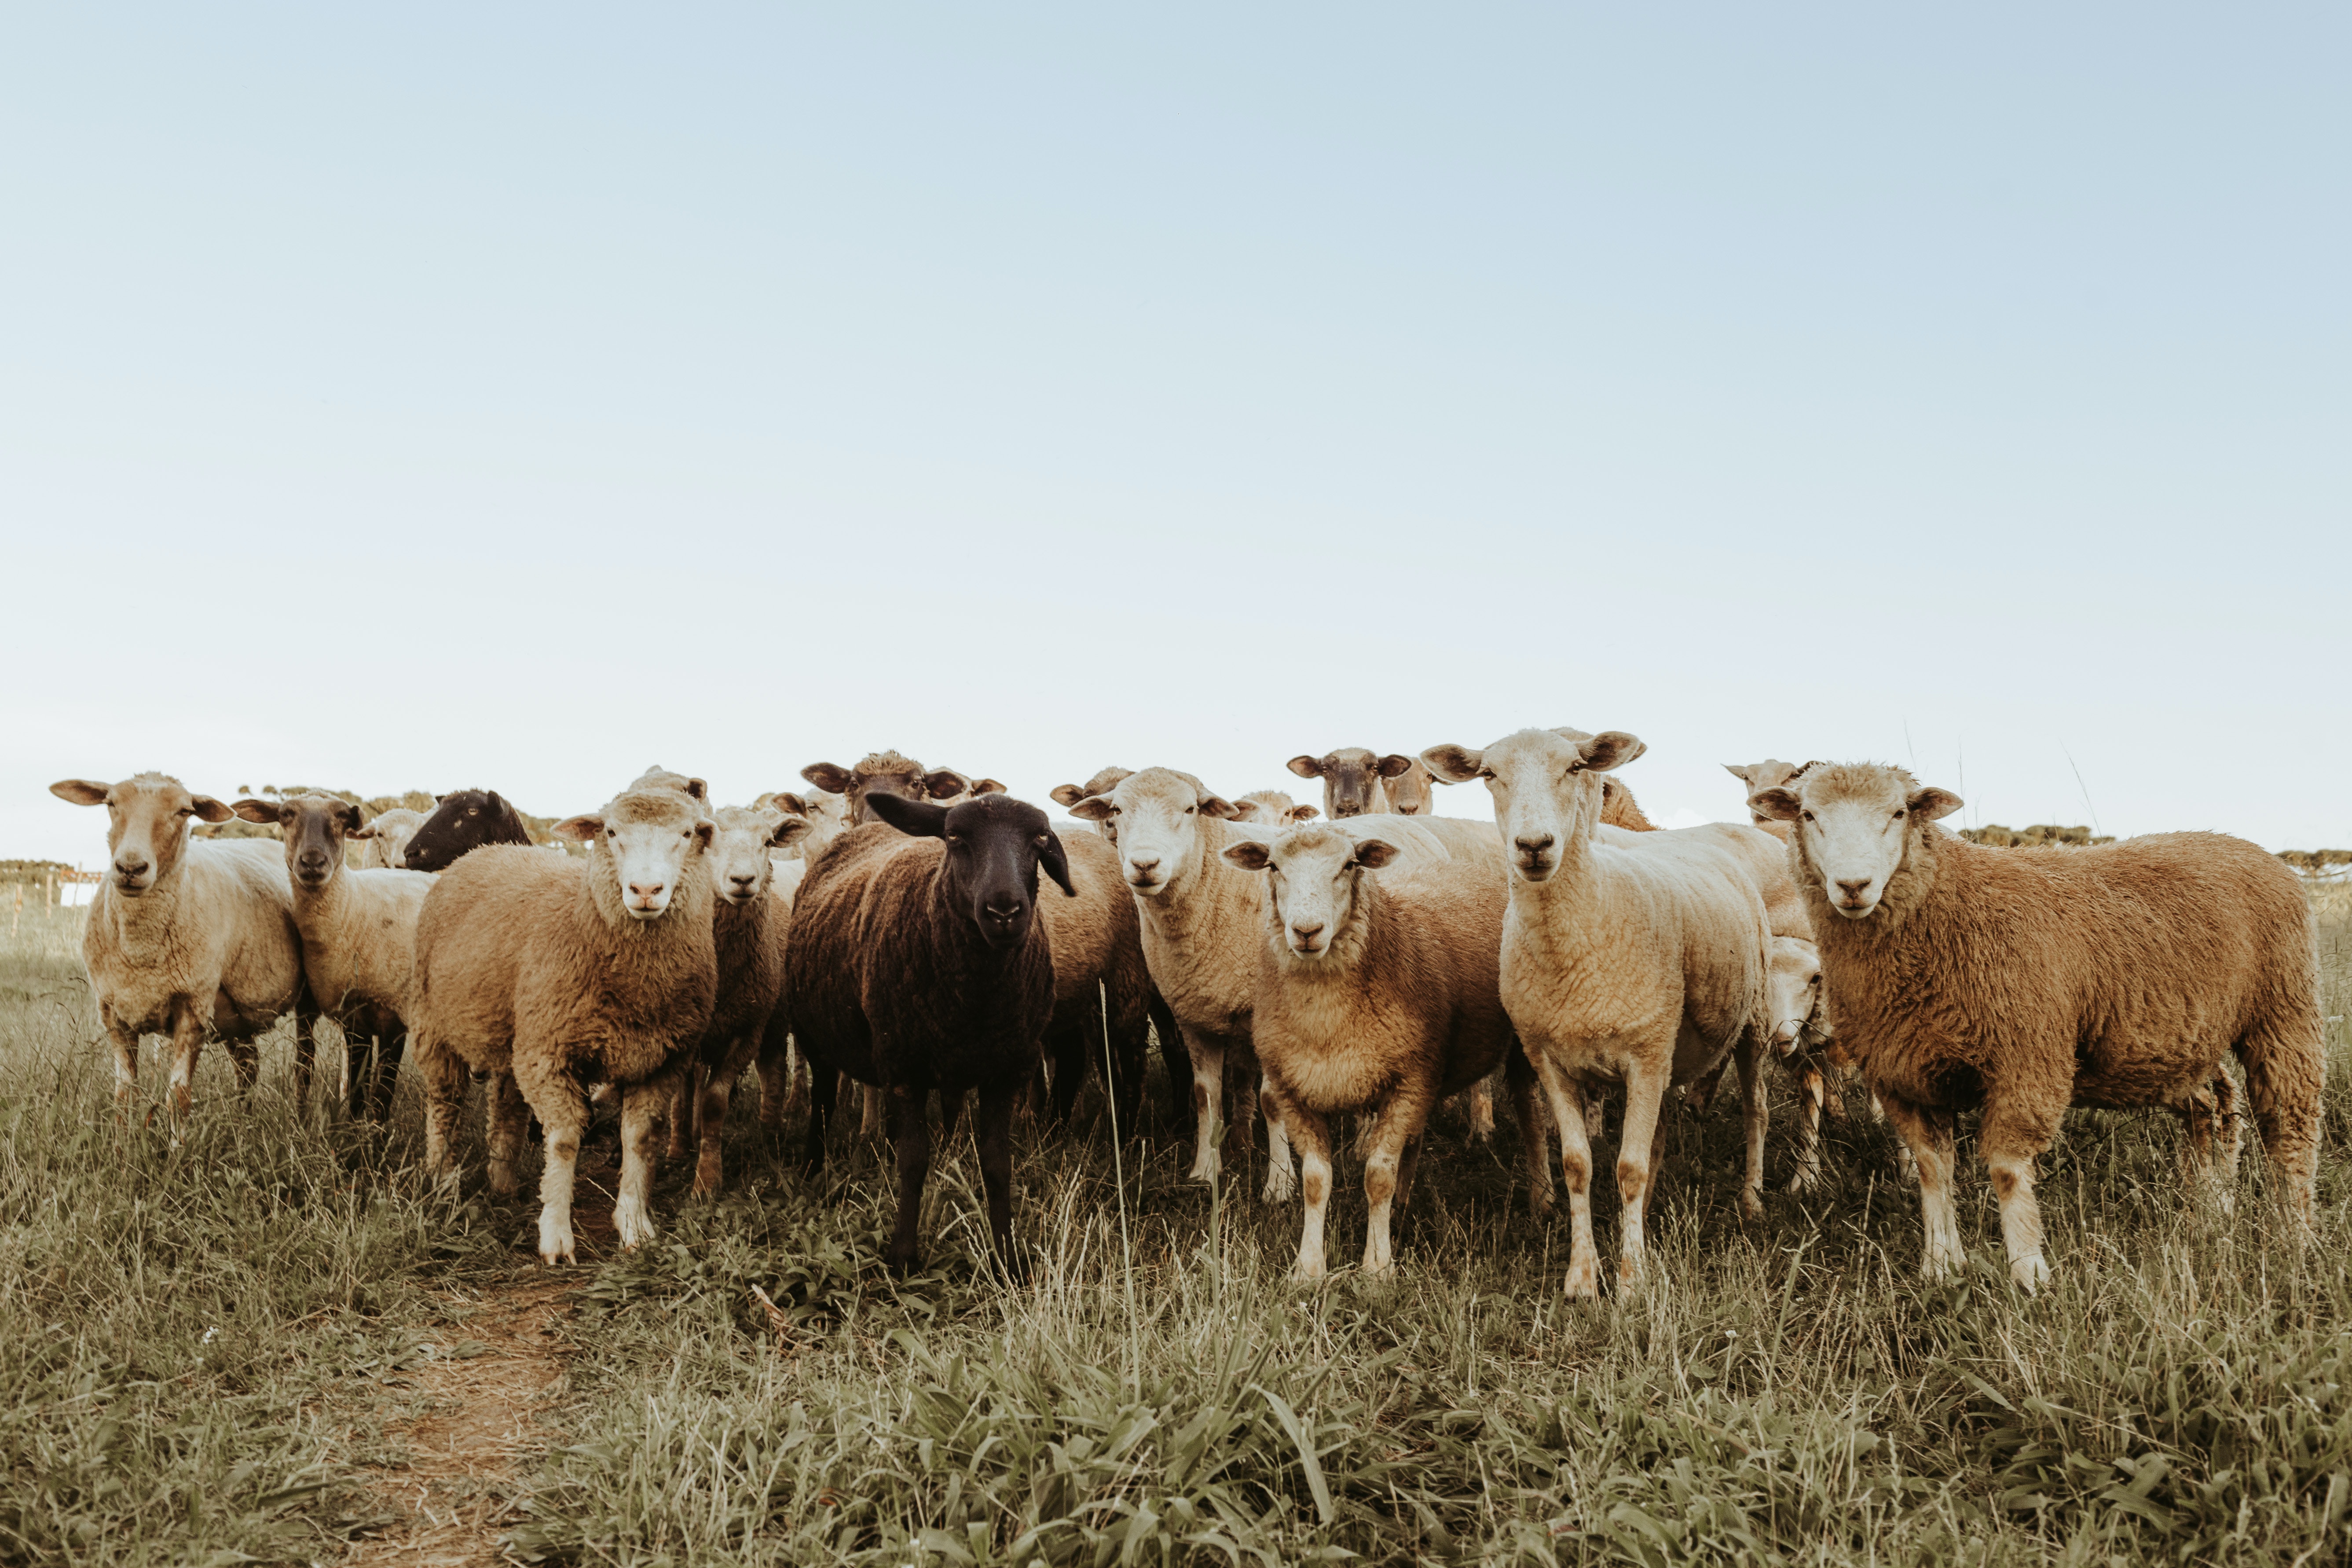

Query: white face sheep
left=1749, top=762, right=2325, bottom=1290
left=50, top=773, right=317, bottom=1117
left=409, top=784, right=719, bottom=1265
left=1233, top=790, right=1320, bottom=828
left=1723, top=760, right=1811, bottom=828
left=352, top=807, right=429, bottom=869
left=1421, top=728, right=1780, bottom=1298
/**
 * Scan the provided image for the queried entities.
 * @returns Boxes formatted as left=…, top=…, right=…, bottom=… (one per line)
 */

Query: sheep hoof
left=613, top=1198, right=656, bottom=1250
left=1186, top=1154, right=1221, bottom=1187
left=2010, top=1254, right=2050, bottom=1292
left=1739, top=1189, right=1765, bottom=1221
left=1292, top=1259, right=1327, bottom=1285
left=1261, top=1169, right=1297, bottom=1204
left=1563, top=1260, right=1600, bottom=1300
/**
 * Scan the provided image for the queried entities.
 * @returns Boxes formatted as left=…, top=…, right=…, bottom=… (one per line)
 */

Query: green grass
left=2, top=893, right=2349, bottom=1565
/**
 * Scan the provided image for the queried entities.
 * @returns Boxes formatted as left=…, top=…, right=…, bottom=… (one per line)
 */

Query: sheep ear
left=769, top=815, right=812, bottom=849
left=692, top=821, right=716, bottom=850
left=348, top=824, right=379, bottom=840
left=231, top=799, right=282, bottom=824
left=1292, top=805, right=1320, bottom=823
left=801, top=762, right=854, bottom=795
left=1039, top=828, right=1077, bottom=897
left=922, top=769, right=970, bottom=800
left=769, top=790, right=809, bottom=816
left=190, top=795, right=235, bottom=824
left=974, top=777, right=1007, bottom=796
left=1749, top=788, right=1802, bottom=823
left=1223, top=841, right=1272, bottom=872
left=555, top=814, right=603, bottom=842
left=1722, top=763, right=1753, bottom=785
left=335, top=800, right=365, bottom=833
left=864, top=790, right=950, bottom=838
left=1376, top=753, right=1414, bottom=778
left=1420, top=745, right=1486, bottom=784
left=1049, top=783, right=1088, bottom=808
left=1579, top=732, right=1645, bottom=773
left=1199, top=795, right=1240, bottom=820
left=1068, top=797, right=1117, bottom=822
left=1286, top=755, right=1324, bottom=780
left=1908, top=787, right=1964, bottom=821
left=486, top=792, right=506, bottom=813
left=684, top=777, right=708, bottom=801
left=51, top=779, right=112, bottom=806
left=1352, top=839, right=1399, bottom=871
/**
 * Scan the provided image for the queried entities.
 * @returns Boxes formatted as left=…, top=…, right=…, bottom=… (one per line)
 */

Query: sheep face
left=354, top=807, right=427, bottom=868
left=866, top=790, right=1076, bottom=950
left=1724, top=760, right=1808, bottom=827
left=51, top=773, right=234, bottom=896
left=1766, top=936, right=1827, bottom=1057
left=1381, top=760, right=1437, bottom=816
left=1051, top=767, right=1133, bottom=844
left=1420, top=728, right=1645, bottom=883
left=1066, top=768, right=1236, bottom=896
left=403, top=790, right=533, bottom=872
left=709, top=804, right=812, bottom=906
left=1286, top=748, right=1415, bottom=819
left=801, top=751, right=931, bottom=825
left=560, top=791, right=716, bottom=920
left=1750, top=763, right=1962, bottom=921
left=1224, top=825, right=1398, bottom=959
left=1234, top=790, right=1319, bottom=828
left=233, top=794, right=363, bottom=889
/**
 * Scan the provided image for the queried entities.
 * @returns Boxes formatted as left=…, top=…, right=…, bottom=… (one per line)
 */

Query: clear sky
left=5, top=6, right=2346, bottom=867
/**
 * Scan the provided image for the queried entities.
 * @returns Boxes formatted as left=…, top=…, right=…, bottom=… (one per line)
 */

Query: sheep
left=230, top=793, right=433, bottom=1120
left=1286, top=748, right=1423, bottom=819
left=1382, top=760, right=1440, bottom=817
left=51, top=773, right=318, bottom=1117
left=783, top=790, right=1071, bottom=1275
left=1748, top=762, right=2324, bottom=1289
left=1234, top=790, right=1321, bottom=827
left=925, top=768, right=1009, bottom=805
left=1223, top=821, right=1540, bottom=1279
left=799, top=751, right=997, bottom=824
left=408, top=783, right=718, bottom=1265
left=1422, top=728, right=1780, bottom=1297
left=1723, top=760, right=1819, bottom=828
left=1599, top=777, right=1660, bottom=832
left=1051, top=766, right=1134, bottom=842
left=352, top=806, right=429, bottom=869
left=668, top=800, right=810, bottom=1195
left=400, top=789, right=537, bottom=872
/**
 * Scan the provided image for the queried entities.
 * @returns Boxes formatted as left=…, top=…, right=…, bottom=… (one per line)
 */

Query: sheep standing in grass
left=784, top=791, right=1070, bottom=1275
left=1224, top=821, right=1535, bottom=1279
left=51, top=773, right=318, bottom=1117
left=1423, top=728, right=1779, bottom=1297
left=409, top=784, right=718, bottom=1265
left=231, top=793, right=432, bottom=1120
left=1749, top=763, right=2324, bottom=1288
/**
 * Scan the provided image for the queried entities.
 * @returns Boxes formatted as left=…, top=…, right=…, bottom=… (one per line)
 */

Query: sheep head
left=1421, top=727, right=1645, bottom=883
left=1066, top=768, right=1236, bottom=896
left=1224, top=824, right=1397, bottom=960
left=559, top=788, right=716, bottom=921
left=1749, top=762, right=1960, bottom=921
left=1765, top=936, right=1828, bottom=1057
left=51, top=773, right=233, bottom=896
left=708, top=803, right=812, bottom=906
left=233, top=793, right=363, bottom=889
left=867, top=790, right=1074, bottom=952
left=801, top=750, right=930, bottom=825
left=1286, top=747, right=1415, bottom=819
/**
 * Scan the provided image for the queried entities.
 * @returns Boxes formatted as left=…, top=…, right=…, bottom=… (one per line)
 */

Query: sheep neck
left=90, top=842, right=198, bottom=961
left=1132, top=817, right=1248, bottom=950
left=1504, top=821, right=1612, bottom=962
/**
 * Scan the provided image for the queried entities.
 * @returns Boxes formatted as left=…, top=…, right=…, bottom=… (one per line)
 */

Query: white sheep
left=352, top=806, right=429, bottom=869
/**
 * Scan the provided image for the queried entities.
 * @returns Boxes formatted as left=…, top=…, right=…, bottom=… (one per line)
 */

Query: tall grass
left=2, top=895, right=2348, bottom=1564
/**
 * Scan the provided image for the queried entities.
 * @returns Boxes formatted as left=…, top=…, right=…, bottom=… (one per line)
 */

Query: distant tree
left=1960, top=824, right=2115, bottom=849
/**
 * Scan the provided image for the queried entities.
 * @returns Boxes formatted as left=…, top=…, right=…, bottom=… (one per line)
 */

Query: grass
left=1, top=891, right=2349, bottom=1564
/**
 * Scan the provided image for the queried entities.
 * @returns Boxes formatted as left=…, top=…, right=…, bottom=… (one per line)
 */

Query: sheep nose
left=114, top=856, right=149, bottom=877
left=982, top=895, right=1026, bottom=923
left=1127, top=855, right=1160, bottom=879
left=1515, top=834, right=1554, bottom=857
left=1835, top=877, right=1872, bottom=901
left=1290, top=921, right=1325, bottom=947
left=629, top=881, right=667, bottom=901
left=729, top=873, right=757, bottom=890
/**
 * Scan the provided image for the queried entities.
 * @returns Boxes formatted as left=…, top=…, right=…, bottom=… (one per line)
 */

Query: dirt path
left=343, top=1147, right=623, bottom=1566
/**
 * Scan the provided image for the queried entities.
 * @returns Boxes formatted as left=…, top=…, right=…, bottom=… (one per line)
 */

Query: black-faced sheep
left=51, top=773, right=318, bottom=1117
left=1750, top=762, right=2325, bottom=1289
left=400, top=789, right=538, bottom=872
left=408, top=784, right=718, bottom=1264
left=783, top=791, right=1070, bottom=1276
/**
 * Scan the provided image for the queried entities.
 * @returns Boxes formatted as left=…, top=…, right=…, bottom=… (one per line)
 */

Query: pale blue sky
left=6, top=6, right=2346, bottom=864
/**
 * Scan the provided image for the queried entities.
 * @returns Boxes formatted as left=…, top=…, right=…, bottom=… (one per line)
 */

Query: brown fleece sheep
left=1751, top=762, right=2325, bottom=1289
left=409, top=784, right=718, bottom=1265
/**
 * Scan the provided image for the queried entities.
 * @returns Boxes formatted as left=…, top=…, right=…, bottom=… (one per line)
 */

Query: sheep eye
left=1801, top=810, right=1815, bottom=822
left=1183, top=805, right=1195, bottom=814
left=1891, top=810, right=1905, bottom=820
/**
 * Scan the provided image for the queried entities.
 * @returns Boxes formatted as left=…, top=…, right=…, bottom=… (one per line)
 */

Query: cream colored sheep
left=352, top=807, right=429, bottom=869
left=1224, top=821, right=1535, bottom=1279
left=1234, top=790, right=1320, bottom=827
left=51, top=774, right=318, bottom=1117
left=1423, top=728, right=1779, bottom=1297
left=1723, top=760, right=1816, bottom=828
left=1286, top=747, right=1420, bottom=819
left=409, top=784, right=718, bottom=1264
left=1749, top=762, right=2324, bottom=1288
left=231, top=793, right=433, bottom=1120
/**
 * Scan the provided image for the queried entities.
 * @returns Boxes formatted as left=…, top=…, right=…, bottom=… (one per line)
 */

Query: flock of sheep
left=48, top=727, right=2326, bottom=1296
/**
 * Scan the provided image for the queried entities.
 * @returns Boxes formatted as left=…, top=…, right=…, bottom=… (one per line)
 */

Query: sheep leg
left=1787, top=1065, right=1825, bottom=1195
left=1732, top=1041, right=1768, bottom=1218
left=165, top=1000, right=208, bottom=1119
left=417, top=1041, right=471, bottom=1184
left=612, top=1076, right=667, bottom=1252
left=372, top=1026, right=406, bottom=1123
left=860, top=1083, right=886, bottom=1139
left=1613, top=1066, right=1671, bottom=1289
left=883, top=1085, right=933, bottom=1276
left=1820, top=1066, right=1849, bottom=1124
left=694, top=1053, right=743, bottom=1198
left=1150, top=994, right=1193, bottom=1142
left=2237, top=1011, right=2324, bottom=1232
left=484, top=1072, right=531, bottom=1197
left=755, top=1029, right=793, bottom=1129
left=1506, top=1048, right=1554, bottom=1219
left=1879, top=1095, right=1963, bottom=1279
left=1363, top=1085, right=1437, bottom=1275
left=1978, top=1097, right=2059, bottom=1292
left=801, top=1063, right=836, bottom=1176
left=103, top=1008, right=140, bottom=1121
left=290, top=993, right=320, bottom=1111
left=663, top=1066, right=697, bottom=1162
left=1282, top=1099, right=1335, bottom=1283
left=975, top=1079, right=1025, bottom=1283
left=1530, top=1053, right=1602, bottom=1299
left=1180, top=1026, right=1226, bottom=1186
left=1466, top=1071, right=1497, bottom=1143
left=1258, top=1076, right=1297, bottom=1205
left=2175, top=1073, right=2242, bottom=1215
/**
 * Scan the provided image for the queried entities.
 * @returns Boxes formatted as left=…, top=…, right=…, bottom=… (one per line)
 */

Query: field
left=3, top=891, right=2350, bottom=1567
